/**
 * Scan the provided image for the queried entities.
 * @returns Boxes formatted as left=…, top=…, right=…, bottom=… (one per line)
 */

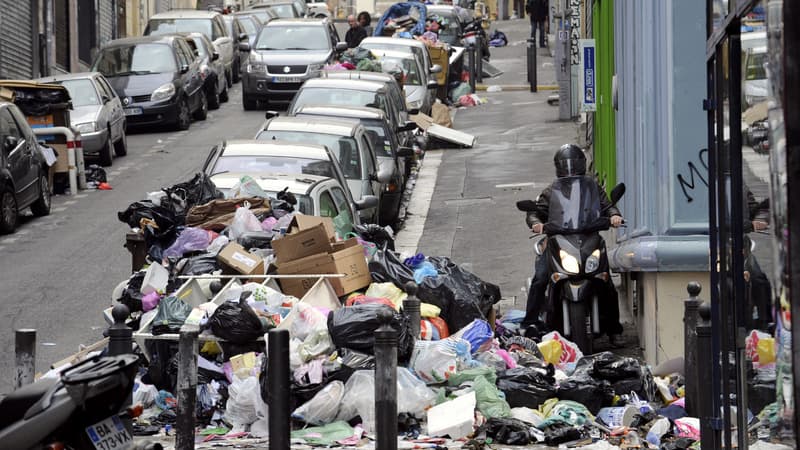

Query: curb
left=475, top=84, right=559, bottom=92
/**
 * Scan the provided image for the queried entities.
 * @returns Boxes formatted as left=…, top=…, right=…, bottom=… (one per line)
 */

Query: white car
left=743, top=46, right=767, bottom=108
left=360, top=37, right=441, bottom=79
left=368, top=49, right=437, bottom=115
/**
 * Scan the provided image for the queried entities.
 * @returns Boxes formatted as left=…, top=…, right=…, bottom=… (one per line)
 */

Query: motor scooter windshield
left=547, top=176, right=602, bottom=232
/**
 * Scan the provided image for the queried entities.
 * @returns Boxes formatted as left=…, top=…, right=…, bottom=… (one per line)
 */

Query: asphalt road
left=0, top=82, right=268, bottom=393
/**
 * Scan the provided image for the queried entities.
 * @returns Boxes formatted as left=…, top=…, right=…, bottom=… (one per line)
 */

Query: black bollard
left=268, top=329, right=290, bottom=450
left=176, top=324, right=199, bottom=450
left=697, top=301, right=720, bottom=450
left=14, top=329, right=36, bottom=388
left=108, top=304, right=132, bottom=356
left=403, top=281, right=421, bottom=339
left=467, top=43, right=477, bottom=93
left=374, top=309, right=398, bottom=450
left=527, top=38, right=538, bottom=92
left=683, top=282, right=702, bottom=416
left=476, top=36, right=484, bottom=83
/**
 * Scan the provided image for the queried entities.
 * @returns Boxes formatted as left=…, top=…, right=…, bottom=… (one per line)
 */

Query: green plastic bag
left=473, top=375, right=511, bottom=419
left=447, top=365, right=498, bottom=386
left=291, top=421, right=355, bottom=445
left=150, top=296, right=192, bottom=335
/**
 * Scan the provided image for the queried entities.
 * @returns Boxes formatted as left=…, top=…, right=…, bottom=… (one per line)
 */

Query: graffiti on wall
left=677, top=148, right=709, bottom=203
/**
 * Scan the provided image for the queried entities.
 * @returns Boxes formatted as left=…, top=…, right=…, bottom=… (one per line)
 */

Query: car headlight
left=74, top=122, right=97, bottom=134
left=247, top=63, right=266, bottom=73
left=407, top=99, right=423, bottom=109
left=151, top=83, right=176, bottom=102
left=307, top=63, right=324, bottom=76
left=559, top=250, right=580, bottom=274
left=585, top=249, right=601, bottom=273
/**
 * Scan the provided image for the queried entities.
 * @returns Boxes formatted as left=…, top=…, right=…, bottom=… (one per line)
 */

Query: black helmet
left=554, top=144, right=586, bottom=177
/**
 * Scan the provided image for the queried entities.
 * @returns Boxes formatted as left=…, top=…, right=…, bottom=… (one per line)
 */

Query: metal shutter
left=0, top=0, right=34, bottom=79
left=99, top=0, right=114, bottom=44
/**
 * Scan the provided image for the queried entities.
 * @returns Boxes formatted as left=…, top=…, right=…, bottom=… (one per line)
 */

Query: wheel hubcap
left=2, top=193, right=14, bottom=225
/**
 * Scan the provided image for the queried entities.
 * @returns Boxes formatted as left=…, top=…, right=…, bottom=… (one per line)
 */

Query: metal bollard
left=476, top=36, right=484, bottom=83
left=374, top=309, right=398, bottom=450
left=108, top=304, right=132, bottom=356
left=268, top=329, right=291, bottom=450
left=467, top=44, right=477, bottom=93
left=696, top=301, right=720, bottom=450
left=403, top=281, right=421, bottom=339
left=683, top=282, right=702, bottom=417
left=176, top=325, right=199, bottom=450
left=526, top=38, right=538, bottom=92
left=14, top=329, right=36, bottom=388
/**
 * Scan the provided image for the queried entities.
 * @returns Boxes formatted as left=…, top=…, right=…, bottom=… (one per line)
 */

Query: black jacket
left=526, top=0, right=549, bottom=21
left=743, top=187, right=770, bottom=233
left=345, top=26, right=367, bottom=49
left=525, top=177, right=621, bottom=228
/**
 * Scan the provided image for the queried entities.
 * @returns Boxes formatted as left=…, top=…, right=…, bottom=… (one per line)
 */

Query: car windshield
left=362, top=43, right=423, bottom=63
left=377, top=55, right=421, bottom=85
left=56, top=79, right=100, bottom=107
left=292, top=88, right=388, bottom=115
left=249, top=10, right=273, bottom=23
left=239, top=17, right=258, bottom=35
left=148, top=19, right=213, bottom=39
left=256, top=25, right=328, bottom=50
left=362, top=120, right=393, bottom=157
left=256, top=130, right=362, bottom=179
left=745, top=52, right=767, bottom=81
left=92, top=43, right=177, bottom=76
left=211, top=155, right=335, bottom=178
left=268, top=4, right=297, bottom=18
left=545, top=176, right=603, bottom=233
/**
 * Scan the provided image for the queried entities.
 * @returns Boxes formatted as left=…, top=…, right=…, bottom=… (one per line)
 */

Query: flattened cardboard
left=277, top=238, right=371, bottom=297
left=218, top=242, right=265, bottom=276
left=272, top=223, right=333, bottom=263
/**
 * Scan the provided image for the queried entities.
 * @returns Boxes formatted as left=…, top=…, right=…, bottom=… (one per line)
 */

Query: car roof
left=361, top=36, right=427, bottom=50
left=266, top=18, right=327, bottom=26
left=35, top=71, right=103, bottom=82
left=102, top=35, right=179, bottom=47
left=295, top=105, right=386, bottom=120
left=367, top=49, right=415, bottom=60
left=320, top=70, right=395, bottom=83
left=301, top=78, right=387, bottom=92
left=265, top=116, right=360, bottom=136
left=150, top=10, right=221, bottom=19
left=221, top=139, right=331, bottom=158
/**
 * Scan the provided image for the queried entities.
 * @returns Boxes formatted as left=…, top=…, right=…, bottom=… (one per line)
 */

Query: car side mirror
left=355, top=195, right=379, bottom=211
left=212, top=51, right=220, bottom=61
left=430, top=64, right=442, bottom=74
left=239, top=42, right=251, bottom=52
left=373, top=165, right=393, bottom=183
left=396, top=146, right=414, bottom=157
left=335, top=42, right=348, bottom=52
left=427, top=79, right=439, bottom=89
left=398, top=121, right=418, bottom=132
left=265, top=111, right=279, bottom=119
left=609, top=183, right=626, bottom=205
left=239, top=32, right=248, bottom=42
left=102, top=95, right=111, bottom=104
left=3, top=136, right=19, bottom=153
left=180, top=64, right=190, bottom=74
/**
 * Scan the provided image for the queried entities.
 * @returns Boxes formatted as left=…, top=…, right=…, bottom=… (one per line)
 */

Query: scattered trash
left=486, top=85, right=502, bottom=92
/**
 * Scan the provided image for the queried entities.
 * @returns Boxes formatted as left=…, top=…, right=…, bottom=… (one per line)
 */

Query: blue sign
left=580, top=39, right=596, bottom=112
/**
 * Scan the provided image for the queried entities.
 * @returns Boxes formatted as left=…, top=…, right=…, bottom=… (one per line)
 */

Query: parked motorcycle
left=517, top=179, right=626, bottom=354
left=462, top=18, right=491, bottom=61
left=0, top=354, right=156, bottom=450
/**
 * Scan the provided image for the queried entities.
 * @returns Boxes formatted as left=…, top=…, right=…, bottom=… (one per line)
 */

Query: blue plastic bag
left=452, top=319, right=493, bottom=354
left=413, top=261, right=438, bottom=283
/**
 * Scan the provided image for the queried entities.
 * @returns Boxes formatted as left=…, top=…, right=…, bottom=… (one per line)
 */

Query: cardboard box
left=272, top=222, right=333, bottom=263
left=218, top=242, right=265, bottom=276
left=287, top=215, right=336, bottom=240
left=50, top=143, right=69, bottom=173
left=277, top=238, right=371, bottom=297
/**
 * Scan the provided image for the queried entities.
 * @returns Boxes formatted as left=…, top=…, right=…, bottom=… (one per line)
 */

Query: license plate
left=123, top=107, right=142, bottom=116
left=271, top=76, right=303, bottom=83
left=85, top=415, right=133, bottom=450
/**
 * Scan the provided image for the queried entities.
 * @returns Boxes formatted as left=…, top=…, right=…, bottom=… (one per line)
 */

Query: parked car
left=425, top=5, right=466, bottom=46
left=289, top=76, right=417, bottom=146
left=250, top=1, right=303, bottom=18
left=294, top=105, right=415, bottom=226
left=36, top=72, right=127, bottom=167
left=0, top=102, right=51, bottom=234
left=222, top=13, right=262, bottom=83
left=743, top=46, right=767, bottom=108
left=144, top=10, right=235, bottom=88
left=360, top=36, right=440, bottom=79
left=254, top=116, right=392, bottom=223
left=239, top=19, right=346, bottom=110
left=241, top=7, right=279, bottom=25
left=182, top=33, right=229, bottom=109
left=368, top=49, right=437, bottom=115
left=91, top=35, right=208, bottom=130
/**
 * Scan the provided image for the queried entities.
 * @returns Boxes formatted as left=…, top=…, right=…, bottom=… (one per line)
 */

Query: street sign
left=580, top=39, right=597, bottom=112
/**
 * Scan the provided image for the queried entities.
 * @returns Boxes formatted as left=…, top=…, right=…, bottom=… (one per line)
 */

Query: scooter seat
left=0, top=378, right=58, bottom=429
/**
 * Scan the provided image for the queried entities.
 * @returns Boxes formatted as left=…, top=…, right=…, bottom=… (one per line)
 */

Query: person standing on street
left=358, top=11, right=374, bottom=37
left=525, top=0, right=549, bottom=48
left=346, top=15, right=367, bottom=49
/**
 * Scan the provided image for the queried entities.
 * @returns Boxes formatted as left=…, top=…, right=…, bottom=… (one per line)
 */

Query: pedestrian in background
left=358, top=11, right=373, bottom=37
left=346, top=14, right=368, bottom=48
left=525, top=0, right=548, bottom=48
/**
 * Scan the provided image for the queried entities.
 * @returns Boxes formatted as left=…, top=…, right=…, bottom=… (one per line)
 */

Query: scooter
left=517, top=181, right=625, bottom=354
left=462, top=18, right=491, bottom=61
left=0, top=354, right=158, bottom=450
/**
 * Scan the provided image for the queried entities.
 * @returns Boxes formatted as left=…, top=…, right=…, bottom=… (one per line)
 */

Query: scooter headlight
left=585, top=249, right=601, bottom=273
left=559, top=250, right=580, bottom=274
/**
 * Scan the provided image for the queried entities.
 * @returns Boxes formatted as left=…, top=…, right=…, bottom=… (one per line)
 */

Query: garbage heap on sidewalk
left=111, top=173, right=783, bottom=449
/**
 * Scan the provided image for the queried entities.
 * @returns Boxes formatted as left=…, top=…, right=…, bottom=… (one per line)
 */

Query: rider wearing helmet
left=522, top=144, right=625, bottom=341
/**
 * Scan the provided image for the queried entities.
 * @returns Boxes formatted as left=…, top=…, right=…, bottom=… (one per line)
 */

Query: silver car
left=36, top=72, right=127, bottom=167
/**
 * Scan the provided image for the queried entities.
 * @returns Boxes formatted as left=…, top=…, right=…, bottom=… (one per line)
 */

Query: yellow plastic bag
left=420, top=303, right=441, bottom=318
left=537, top=340, right=563, bottom=366
left=365, top=282, right=407, bottom=310
left=757, top=337, right=776, bottom=365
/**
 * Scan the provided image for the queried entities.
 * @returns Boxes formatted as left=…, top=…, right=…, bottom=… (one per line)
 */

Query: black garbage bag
left=339, top=348, right=376, bottom=369
left=482, top=417, right=533, bottom=445
left=208, top=296, right=266, bottom=344
left=119, top=201, right=182, bottom=259
left=496, top=367, right=557, bottom=409
left=117, top=271, right=146, bottom=312
left=151, top=296, right=192, bottom=335
left=591, top=352, right=643, bottom=380
left=541, top=421, right=583, bottom=446
left=556, top=371, right=614, bottom=414
left=574, top=352, right=657, bottom=401
left=160, top=172, right=223, bottom=217
left=369, top=250, right=501, bottom=332
left=237, top=231, right=274, bottom=250
left=327, top=304, right=414, bottom=361
left=353, top=224, right=395, bottom=251
left=142, top=341, right=179, bottom=391
left=86, top=164, right=107, bottom=183
left=177, top=253, right=220, bottom=275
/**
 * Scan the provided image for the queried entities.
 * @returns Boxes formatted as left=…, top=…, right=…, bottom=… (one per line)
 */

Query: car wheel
left=243, top=93, right=257, bottom=111
left=30, top=171, right=51, bottom=217
left=208, top=85, right=221, bottom=110
left=220, top=84, right=229, bottom=103
left=176, top=96, right=191, bottom=130
left=99, top=131, right=113, bottom=167
left=113, top=129, right=127, bottom=157
left=232, top=61, right=241, bottom=83
left=226, top=68, right=233, bottom=88
left=0, top=186, right=17, bottom=234
left=193, top=90, right=208, bottom=120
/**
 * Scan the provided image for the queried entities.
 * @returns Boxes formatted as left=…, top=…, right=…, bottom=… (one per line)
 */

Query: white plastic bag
left=230, top=175, right=269, bottom=199
left=410, top=337, right=471, bottom=384
left=337, top=370, right=375, bottom=430
left=292, top=380, right=345, bottom=425
left=291, top=302, right=329, bottom=341
left=397, top=367, right=437, bottom=416
left=225, top=375, right=260, bottom=431
left=298, top=328, right=334, bottom=362
left=229, top=203, right=263, bottom=240
left=133, top=380, right=158, bottom=408
left=244, top=282, right=297, bottom=307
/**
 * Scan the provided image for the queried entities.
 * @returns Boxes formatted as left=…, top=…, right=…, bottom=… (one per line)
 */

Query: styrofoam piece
left=141, top=263, right=169, bottom=295
left=426, top=391, right=476, bottom=439
left=174, top=279, right=211, bottom=308
left=134, top=309, right=158, bottom=360
left=277, top=278, right=341, bottom=332
left=427, top=123, right=476, bottom=148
